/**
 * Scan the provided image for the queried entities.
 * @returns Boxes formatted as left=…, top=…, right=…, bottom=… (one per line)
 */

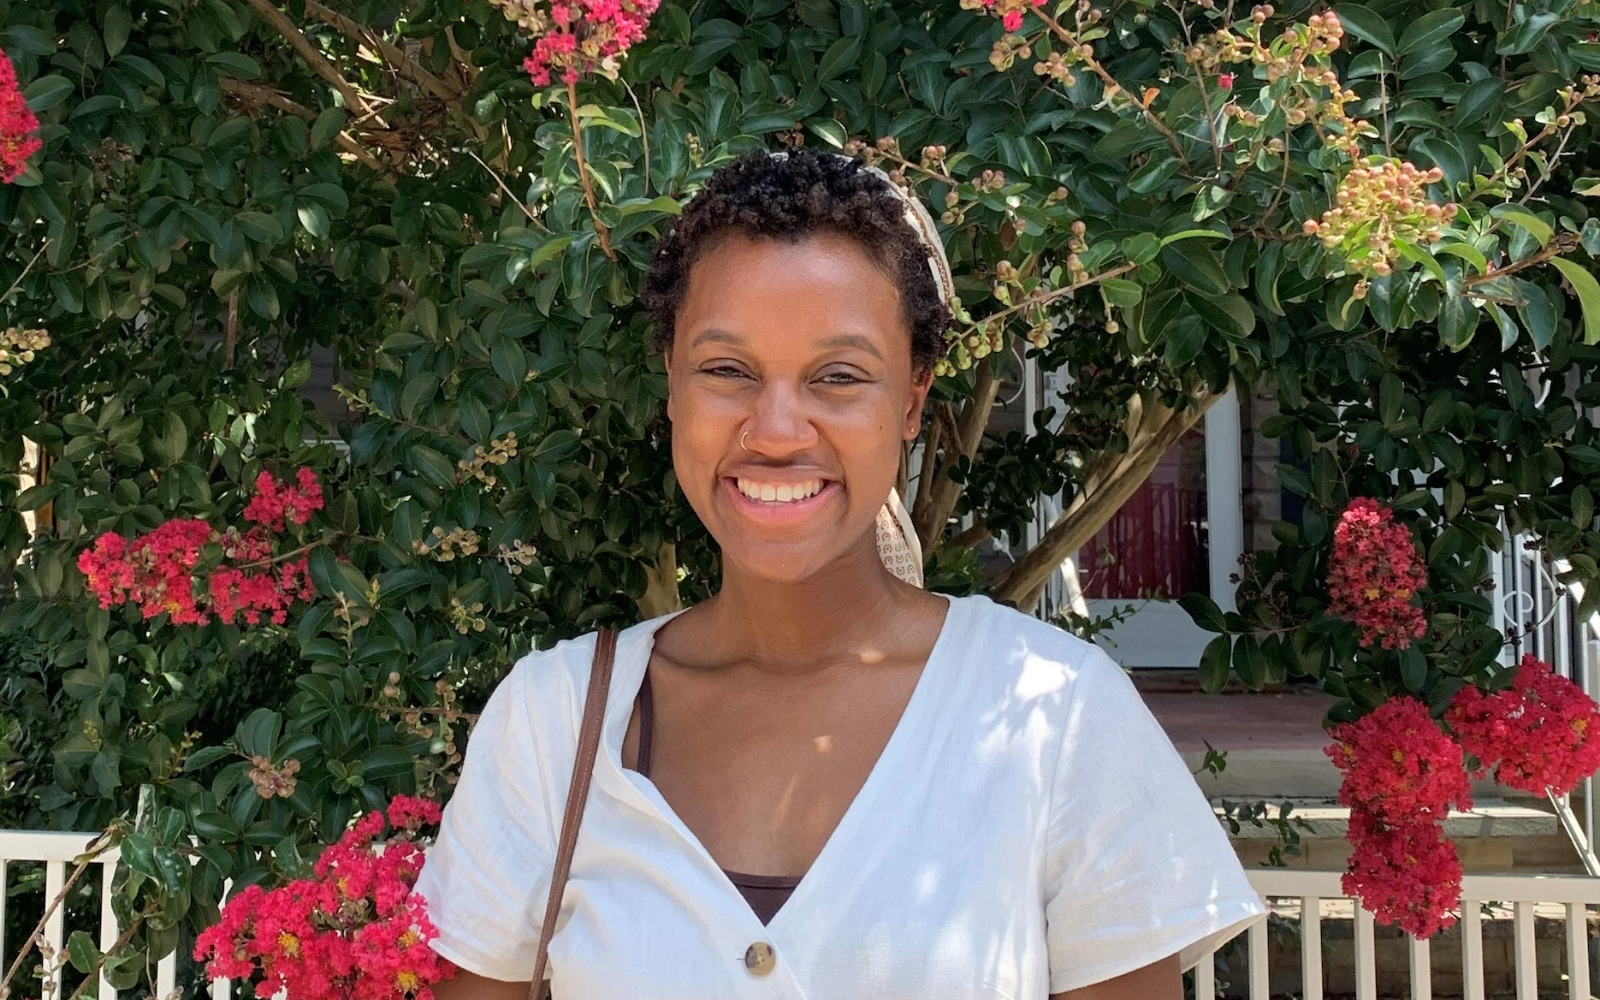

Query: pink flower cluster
left=487, top=0, right=660, bottom=87
left=0, top=47, right=40, bottom=183
left=1327, top=665, right=1600, bottom=937
left=1325, top=697, right=1470, bottom=938
left=1447, top=655, right=1600, bottom=796
left=195, top=795, right=457, bottom=1000
left=1340, top=809, right=1464, bottom=940
left=1327, top=498, right=1429, bottom=649
left=243, top=468, right=325, bottom=532
left=76, top=469, right=322, bottom=626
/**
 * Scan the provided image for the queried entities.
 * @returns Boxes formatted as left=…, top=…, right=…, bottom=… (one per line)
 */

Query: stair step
left=1215, top=798, right=1560, bottom=840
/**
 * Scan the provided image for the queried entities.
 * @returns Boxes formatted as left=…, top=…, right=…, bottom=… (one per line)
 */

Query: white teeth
left=736, top=478, right=824, bottom=503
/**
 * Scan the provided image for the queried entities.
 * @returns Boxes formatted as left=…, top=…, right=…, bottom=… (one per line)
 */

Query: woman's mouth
left=721, top=476, right=840, bottom=524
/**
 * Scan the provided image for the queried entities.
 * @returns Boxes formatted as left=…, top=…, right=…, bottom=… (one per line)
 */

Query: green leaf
left=1160, top=241, right=1230, bottom=296
left=1573, top=484, right=1595, bottom=527
left=183, top=745, right=235, bottom=772
left=236, top=708, right=281, bottom=758
left=1400, top=646, right=1427, bottom=692
left=1490, top=204, right=1553, bottom=247
left=1513, top=279, right=1556, bottom=350
left=1198, top=635, right=1232, bottom=694
left=23, top=76, right=73, bottom=113
left=1334, top=4, right=1396, bottom=54
left=1127, top=155, right=1181, bottom=195
left=1551, top=257, right=1600, bottom=344
left=817, top=35, right=862, bottom=83
left=118, top=833, right=159, bottom=880
left=1100, top=278, right=1143, bottom=308
left=206, top=52, right=261, bottom=80
left=1158, top=228, right=1231, bottom=247
left=360, top=744, right=417, bottom=780
left=1398, top=9, right=1463, bottom=55
left=236, top=211, right=285, bottom=244
left=310, top=108, right=347, bottom=151
left=1121, top=233, right=1161, bottom=266
left=1232, top=633, right=1266, bottom=689
left=66, top=930, right=101, bottom=975
left=102, top=6, right=131, bottom=59
left=1179, top=592, right=1227, bottom=632
left=408, top=445, right=456, bottom=488
left=1453, top=78, right=1503, bottom=128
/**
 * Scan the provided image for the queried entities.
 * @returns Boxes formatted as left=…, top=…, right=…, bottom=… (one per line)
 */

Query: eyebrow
left=688, top=328, right=885, bottom=361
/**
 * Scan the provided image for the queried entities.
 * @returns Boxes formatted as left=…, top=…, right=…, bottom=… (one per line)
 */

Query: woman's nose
left=741, top=380, right=819, bottom=455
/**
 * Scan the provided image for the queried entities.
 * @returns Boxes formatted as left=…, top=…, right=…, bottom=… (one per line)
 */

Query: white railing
left=1195, top=869, right=1600, bottom=1000
left=0, top=830, right=179, bottom=1000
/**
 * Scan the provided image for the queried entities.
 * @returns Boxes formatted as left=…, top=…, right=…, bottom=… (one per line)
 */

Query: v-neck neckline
left=599, top=592, right=963, bottom=935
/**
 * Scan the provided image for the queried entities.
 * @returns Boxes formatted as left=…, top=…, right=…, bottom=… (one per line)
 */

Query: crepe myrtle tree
left=2, top=0, right=1600, bottom=984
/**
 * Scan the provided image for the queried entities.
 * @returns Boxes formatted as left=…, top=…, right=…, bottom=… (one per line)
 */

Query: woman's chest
left=632, top=655, right=930, bottom=876
left=547, top=759, right=1054, bottom=1000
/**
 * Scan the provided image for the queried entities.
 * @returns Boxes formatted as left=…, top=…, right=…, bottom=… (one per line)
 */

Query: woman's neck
left=690, top=543, right=932, bottom=674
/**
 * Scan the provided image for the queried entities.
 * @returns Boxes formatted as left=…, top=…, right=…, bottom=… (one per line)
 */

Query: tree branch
left=219, top=78, right=386, bottom=173
left=302, top=0, right=458, bottom=101
left=913, top=361, right=1000, bottom=552
left=566, top=79, right=617, bottom=262
left=241, top=0, right=375, bottom=120
left=949, top=520, right=991, bottom=550
left=992, top=385, right=1222, bottom=610
left=637, top=542, right=682, bottom=618
left=909, top=402, right=944, bottom=527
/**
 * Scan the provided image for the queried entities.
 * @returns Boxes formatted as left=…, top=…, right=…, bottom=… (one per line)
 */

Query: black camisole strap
left=631, top=667, right=802, bottom=925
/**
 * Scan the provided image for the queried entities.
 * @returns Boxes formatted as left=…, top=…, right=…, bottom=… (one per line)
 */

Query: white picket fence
left=1214, top=869, right=1599, bottom=1000
left=1, top=832, right=1597, bottom=999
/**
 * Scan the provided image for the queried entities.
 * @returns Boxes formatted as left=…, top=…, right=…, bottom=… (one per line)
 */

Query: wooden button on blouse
left=743, top=941, right=776, bottom=976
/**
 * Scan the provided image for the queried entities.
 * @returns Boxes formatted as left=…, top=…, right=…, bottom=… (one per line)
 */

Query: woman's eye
left=818, top=371, right=864, bottom=385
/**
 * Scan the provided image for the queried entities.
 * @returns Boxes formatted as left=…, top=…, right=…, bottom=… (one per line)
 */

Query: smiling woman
left=418, top=149, right=1265, bottom=1000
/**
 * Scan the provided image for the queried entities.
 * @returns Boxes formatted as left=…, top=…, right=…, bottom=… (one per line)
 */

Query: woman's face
left=665, top=230, right=934, bottom=585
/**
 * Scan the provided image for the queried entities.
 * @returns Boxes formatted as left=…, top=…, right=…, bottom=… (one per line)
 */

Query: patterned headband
left=767, top=150, right=957, bottom=309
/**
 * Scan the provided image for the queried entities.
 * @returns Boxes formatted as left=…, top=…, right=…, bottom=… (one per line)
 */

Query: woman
left=420, top=149, right=1265, bottom=999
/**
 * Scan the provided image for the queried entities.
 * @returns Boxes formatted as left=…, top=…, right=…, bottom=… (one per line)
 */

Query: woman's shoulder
left=955, top=592, right=1122, bottom=691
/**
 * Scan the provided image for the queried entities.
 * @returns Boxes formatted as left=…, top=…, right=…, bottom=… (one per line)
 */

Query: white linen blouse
left=416, top=592, right=1266, bottom=998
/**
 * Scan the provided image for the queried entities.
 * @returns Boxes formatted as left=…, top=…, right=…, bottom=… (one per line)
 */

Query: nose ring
left=740, top=430, right=750, bottom=451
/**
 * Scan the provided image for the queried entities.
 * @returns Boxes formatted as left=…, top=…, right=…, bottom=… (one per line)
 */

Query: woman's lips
left=720, top=477, right=840, bottom=526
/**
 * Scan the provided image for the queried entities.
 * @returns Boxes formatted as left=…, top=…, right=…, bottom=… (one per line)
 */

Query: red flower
left=1326, top=498, right=1429, bottom=649
left=195, top=796, right=457, bottom=1000
left=497, top=0, right=661, bottom=87
left=1325, top=697, right=1470, bottom=938
left=0, top=47, right=41, bottom=183
left=1342, top=810, right=1463, bottom=938
left=77, top=469, right=323, bottom=627
left=1218, top=73, right=1235, bottom=90
left=1447, top=655, right=1600, bottom=796
left=243, top=468, right=325, bottom=532
left=1326, top=696, right=1472, bottom=823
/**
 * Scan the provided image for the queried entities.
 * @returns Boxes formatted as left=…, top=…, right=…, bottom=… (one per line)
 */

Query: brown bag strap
left=528, top=626, right=619, bottom=1000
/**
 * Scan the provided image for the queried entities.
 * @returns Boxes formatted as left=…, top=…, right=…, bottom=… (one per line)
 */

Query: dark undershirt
left=632, top=669, right=802, bottom=925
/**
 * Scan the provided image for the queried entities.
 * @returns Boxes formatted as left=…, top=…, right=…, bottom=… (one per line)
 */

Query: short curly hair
left=642, top=148, right=950, bottom=376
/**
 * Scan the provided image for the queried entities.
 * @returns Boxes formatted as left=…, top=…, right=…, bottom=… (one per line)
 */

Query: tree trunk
left=992, top=385, right=1221, bottom=612
left=912, top=362, right=1000, bottom=553
left=636, top=541, right=683, bottom=619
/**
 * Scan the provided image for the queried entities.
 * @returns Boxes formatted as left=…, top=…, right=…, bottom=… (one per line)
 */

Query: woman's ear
left=903, top=364, right=934, bottom=440
left=663, top=347, right=675, bottom=422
